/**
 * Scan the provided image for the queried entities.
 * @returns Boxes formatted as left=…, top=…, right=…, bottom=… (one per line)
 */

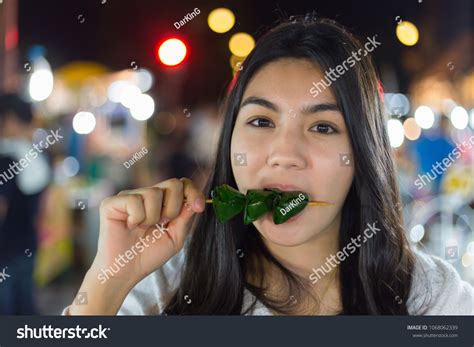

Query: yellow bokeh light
left=229, top=32, right=255, bottom=57
left=208, top=8, right=235, bottom=34
left=229, top=55, right=245, bottom=72
left=396, top=21, right=419, bottom=46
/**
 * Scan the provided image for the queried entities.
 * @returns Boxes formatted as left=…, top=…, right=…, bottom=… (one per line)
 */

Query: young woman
left=65, top=16, right=474, bottom=315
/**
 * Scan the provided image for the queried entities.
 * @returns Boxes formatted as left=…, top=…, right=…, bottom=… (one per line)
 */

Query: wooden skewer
left=205, top=199, right=334, bottom=206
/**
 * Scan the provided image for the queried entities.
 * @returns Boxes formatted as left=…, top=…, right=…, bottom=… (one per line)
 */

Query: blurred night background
left=0, top=0, right=472, bottom=314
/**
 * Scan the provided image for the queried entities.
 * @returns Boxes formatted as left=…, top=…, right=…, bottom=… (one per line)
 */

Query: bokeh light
left=72, top=111, right=96, bottom=134
left=157, top=38, right=187, bottom=67
left=396, top=21, right=419, bottom=46
left=450, top=106, right=469, bottom=130
left=130, top=94, right=155, bottom=121
left=62, top=157, right=80, bottom=177
left=208, top=8, right=235, bottom=33
left=119, top=84, right=141, bottom=109
left=387, top=93, right=410, bottom=116
left=228, top=32, right=255, bottom=57
left=134, top=68, right=154, bottom=92
left=229, top=54, right=245, bottom=72
left=462, top=253, right=473, bottom=268
left=107, top=81, right=129, bottom=103
left=414, top=105, right=435, bottom=129
left=29, top=69, right=54, bottom=101
left=410, top=224, right=425, bottom=243
left=403, top=118, right=422, bottom=141
left=387, top=119, right=405, bottom=148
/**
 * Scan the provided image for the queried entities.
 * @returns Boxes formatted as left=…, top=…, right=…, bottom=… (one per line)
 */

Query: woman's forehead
left=241, top=58, right=337, bottom=106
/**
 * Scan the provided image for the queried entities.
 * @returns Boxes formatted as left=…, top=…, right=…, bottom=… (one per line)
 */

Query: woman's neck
left=255, top=215, right=343, bottom=315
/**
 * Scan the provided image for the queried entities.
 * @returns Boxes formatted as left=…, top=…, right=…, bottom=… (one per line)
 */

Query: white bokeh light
left=158, top=38, right=187, bottom=66
left=29, top=70, right=54, bottom=101
left=130, top=94, right=155, bottom=121
left=388, top=93, right=410, bottom=116
left=120, top=85, right=142, bottom=108
left=62, top=156, right=80, bottom=177
left=450, top=106, right=468, bottom=130
left=387, top=119, right=404, bottom=148
left=135, top=69, right=154, bottom=92
left=107, top=81, right=129, bottom=103
left=414, top=105, right=435, bottom=129
left=73, top=111, right=96, bottom=134
left=410, top=224, right=425, bottom=243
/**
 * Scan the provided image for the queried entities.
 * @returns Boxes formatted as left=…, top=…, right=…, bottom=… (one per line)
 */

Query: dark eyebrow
left=240, top=96, right=279, bottom=112
left=240, top=96, right=340, bottom=115
left=302, top=103, right=340, bottom=114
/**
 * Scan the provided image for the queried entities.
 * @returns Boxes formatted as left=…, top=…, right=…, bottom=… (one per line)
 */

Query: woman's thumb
left=168, top=198, right=205, bottom=240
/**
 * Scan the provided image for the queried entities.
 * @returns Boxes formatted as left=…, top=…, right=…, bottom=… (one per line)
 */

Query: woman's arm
left=66, top=177, right=205, bottom=315
left=68, top=265, right=135, bottom=315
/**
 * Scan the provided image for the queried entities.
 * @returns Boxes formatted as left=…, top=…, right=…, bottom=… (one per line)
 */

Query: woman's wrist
left=68, top=265, right=135, bottom=315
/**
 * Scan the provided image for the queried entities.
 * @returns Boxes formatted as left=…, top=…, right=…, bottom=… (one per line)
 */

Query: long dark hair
left=164, top=15, right=415, bottom=315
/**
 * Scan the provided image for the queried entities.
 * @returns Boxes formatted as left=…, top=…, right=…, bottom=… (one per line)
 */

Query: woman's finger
left=100, top=194, right=146, bottom=229
left=180, top=177, right=206, bottom=213
left=154, top=178, right=184, bottom=222
left=129, top=187, right=164, bottom=227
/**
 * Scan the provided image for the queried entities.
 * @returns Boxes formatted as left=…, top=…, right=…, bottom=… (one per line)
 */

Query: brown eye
left=248, top=117, right=275, bottom=128
left=311, top=123, right=336, bottom=134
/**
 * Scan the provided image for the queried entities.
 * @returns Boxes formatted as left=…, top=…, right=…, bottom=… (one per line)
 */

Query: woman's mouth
left=263, top=208, right=305, bottom=224
left=262, top=183, right=306, bottom=192
left=261, top=183, right=314, bottom=201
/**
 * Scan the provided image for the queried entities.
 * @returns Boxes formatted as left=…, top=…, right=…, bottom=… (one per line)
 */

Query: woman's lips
left=262, top=183, right=306, bottom=192
left=284, top=212, right=304, bottom=223
left=263, top=209, right=305, bottom=224
left=261, top=184, right=314, bottom=201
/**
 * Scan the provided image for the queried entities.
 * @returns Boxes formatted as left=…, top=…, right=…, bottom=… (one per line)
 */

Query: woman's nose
left=266, top=127, right=307, bottom=169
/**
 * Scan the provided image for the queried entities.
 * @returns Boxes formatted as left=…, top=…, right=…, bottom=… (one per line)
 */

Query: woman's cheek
left=327, top=164, right=354, bottom=202
left=334, top=158, right=354, bottom=204
left=231, top=131, right=260, bottom=188
left=310, top=147, right=354, bottom=202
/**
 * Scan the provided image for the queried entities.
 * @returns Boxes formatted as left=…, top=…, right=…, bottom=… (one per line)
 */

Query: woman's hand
left=68, top=177, right=205, bottom=315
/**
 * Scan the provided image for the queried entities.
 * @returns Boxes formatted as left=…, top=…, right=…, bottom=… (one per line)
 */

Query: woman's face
left=231, top=58, right=354, bottom=247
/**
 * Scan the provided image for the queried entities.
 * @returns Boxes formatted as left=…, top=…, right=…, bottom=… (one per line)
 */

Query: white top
left=63, top=241, right=474, bottom=315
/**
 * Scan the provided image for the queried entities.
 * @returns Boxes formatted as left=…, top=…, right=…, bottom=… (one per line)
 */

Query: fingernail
left=194, top=198, right=204, bottom=210
left=158, top=217, right=170, bottom=225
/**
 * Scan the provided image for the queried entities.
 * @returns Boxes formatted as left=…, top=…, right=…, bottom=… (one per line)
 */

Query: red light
left=156, top=38, right=188, bottom=67
left=5, top=28, right=18, bottom=51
